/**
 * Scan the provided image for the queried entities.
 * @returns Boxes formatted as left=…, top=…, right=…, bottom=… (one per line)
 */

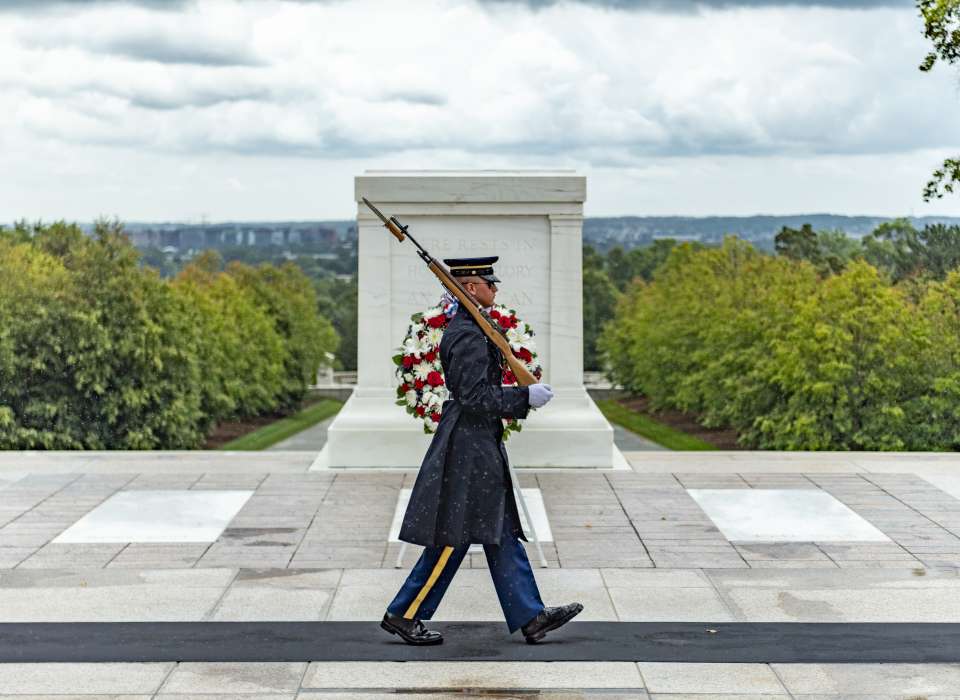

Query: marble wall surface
left=313, top=170, right=620, bottom=469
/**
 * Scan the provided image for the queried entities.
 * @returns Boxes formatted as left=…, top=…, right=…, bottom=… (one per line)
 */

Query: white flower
left=424, top=416, right=438, bottom=432
left=403, top=372, right=413, bottom=382
left=413, top=362, right=432, bottom=380
left=422, top=308, right=444, bottom=324
left=426, top=327, right=443, bottom=346
left=403, top=335, right=431, bottom=358
left=506, top=326, right=531, bottom=345
left=405, top=390, right=418, bottom=407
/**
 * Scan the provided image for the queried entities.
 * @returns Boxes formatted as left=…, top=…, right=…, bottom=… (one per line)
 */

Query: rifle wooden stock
left=426, top=261, right=538, bottom=387
left=384, top=219, right=406, bottom=242
left=362, top=196, right=538, bottom=388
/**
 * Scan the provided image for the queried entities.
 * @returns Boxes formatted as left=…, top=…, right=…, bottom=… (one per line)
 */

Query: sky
left=1, top=0, right=959, bottom=221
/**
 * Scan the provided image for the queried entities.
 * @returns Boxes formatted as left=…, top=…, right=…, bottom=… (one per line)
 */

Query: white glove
left=528, top=383, right=554, bottom=409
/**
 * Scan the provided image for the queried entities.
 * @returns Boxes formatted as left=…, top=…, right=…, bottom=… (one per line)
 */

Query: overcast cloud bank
left=0, top=0, right=957, bottom=219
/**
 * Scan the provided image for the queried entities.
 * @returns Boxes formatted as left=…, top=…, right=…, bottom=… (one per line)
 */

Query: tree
left=775, top=224, right=820, bottom=263
left=583, top=265, right=620, bottom=371
left=228, top=261, right=338, bottom=409
left=754, top=260, right=932, bottom=450
left=314, top=275, right=357, bottom=371
left=918, top=0, right=960, bottom=200
left=861, top=218, right=960, bottom=282
left=914, top=269, right=960, bottom=448
left=0, top=220, right=208, bottom=449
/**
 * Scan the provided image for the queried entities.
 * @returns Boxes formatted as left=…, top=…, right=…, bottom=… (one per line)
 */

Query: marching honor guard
left=380, top=256, right=583, bottom=645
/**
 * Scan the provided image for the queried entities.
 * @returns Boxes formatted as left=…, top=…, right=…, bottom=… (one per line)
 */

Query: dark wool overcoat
left=398, top=307, right=531, bottom=548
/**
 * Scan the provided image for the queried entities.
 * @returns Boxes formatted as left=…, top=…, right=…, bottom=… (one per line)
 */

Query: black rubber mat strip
left=2, top=621, right=960, bottom=663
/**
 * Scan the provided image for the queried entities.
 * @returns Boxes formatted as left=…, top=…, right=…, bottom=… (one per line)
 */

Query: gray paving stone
left=646, top=695, right=787, bottom=699
left=106, top=543, right=210, bottom=569
left=608, top=585, right=734, bottom=621
left=124, top=473, right=202, bottom=490
left=0, top=546, right=36, bottom=568
left=209, top=586, right=333, bottom=621
left=773, top=663, right=960, bottom=694
left=17, top=543, right=127, bottom=569
left=301, top=661, right=644, bottom=689
left=0, top=568, right=236, bottom=621
left=0, top=663, right=173, bottom=694
left=0, top=695, right=152, bottom=700
left=649, top=551, right=748, bottom=569
left=159, top=662, right=306, bottom=694
left=733, top=543, right=831, bottom=561
left=192, top=473, right=269, bottom=490
left=161, top=696, right=294, bottom=700
left=637, top=662, right=785, bottom=694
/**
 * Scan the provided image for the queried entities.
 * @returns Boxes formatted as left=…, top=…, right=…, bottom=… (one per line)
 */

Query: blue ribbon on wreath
left=439, top=290, right=459, bottom=319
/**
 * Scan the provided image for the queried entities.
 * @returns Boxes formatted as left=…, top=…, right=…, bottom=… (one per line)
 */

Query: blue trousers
left=386, top=507, right=546, bottom=634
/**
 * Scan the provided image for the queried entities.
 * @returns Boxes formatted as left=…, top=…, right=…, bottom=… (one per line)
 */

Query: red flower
left=400, top=383, right=410, bottom=393
left=415, top=405, right=426, bottom=416
left=427, top=315, right=446, bottom=328
left=490, top=309, right=501, bottom=319
left=424, top=350, right=437, bottom=362
left=516, top=347, right=532, bottom=362
left=427, top=371, right=444, bottom=387
left=414, top=379, right=425, bottom=390
left=430, top=411, right=441, bottom=422
left=402, top=355, right=414, bottom=369
left=509, top=316, right=518, bottom=328
left=502, top=370, right=516, bottom=385
left=497, top=315, right=511, bottom=329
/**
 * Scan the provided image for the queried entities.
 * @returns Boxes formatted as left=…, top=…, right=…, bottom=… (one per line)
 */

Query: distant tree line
left=0, top=220, right=337, bottom=449
left=597, top=220, right=960, bottom=450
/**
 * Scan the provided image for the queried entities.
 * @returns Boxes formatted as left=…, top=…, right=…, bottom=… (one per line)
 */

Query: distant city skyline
left=1, top=0, right=959, bottom=220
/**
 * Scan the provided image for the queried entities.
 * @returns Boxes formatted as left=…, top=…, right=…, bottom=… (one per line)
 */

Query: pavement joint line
left=4, top=473, right=86, bottom=546
left=603, top=472, right=653, bottom=568
left=851, top=473, right=960, bottom=560
left=202, top=566, right=242, bottom=621
left=153, top=657, right=179, bottom=695
left=765, top=660, right=795, bottom=698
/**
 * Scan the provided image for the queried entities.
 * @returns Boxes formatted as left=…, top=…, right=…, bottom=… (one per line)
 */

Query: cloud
left=0, top=0, right=957, bottom=203
left=0, top=0, right=188, bottom=11
left=91, top=34, right=263, bottom=67
left=479, top=0, right=912, bottom=8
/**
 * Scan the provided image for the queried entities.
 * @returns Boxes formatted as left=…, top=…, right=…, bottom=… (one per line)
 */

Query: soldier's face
left=465, top=278, right=496, bottom=307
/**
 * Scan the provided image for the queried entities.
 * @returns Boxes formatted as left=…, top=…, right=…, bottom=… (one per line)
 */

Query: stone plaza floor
left=3, top=449, right=960, bottom=697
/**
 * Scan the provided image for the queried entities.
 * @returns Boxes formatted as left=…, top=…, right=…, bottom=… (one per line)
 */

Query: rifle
left=362, top=196, right=538, bottom=387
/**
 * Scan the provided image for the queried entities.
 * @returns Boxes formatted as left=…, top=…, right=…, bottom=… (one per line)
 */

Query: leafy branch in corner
left=918, top=0, right=960, bottom=200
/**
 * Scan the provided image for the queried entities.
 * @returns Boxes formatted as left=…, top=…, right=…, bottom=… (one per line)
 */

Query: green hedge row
left=600, top=236, right=960, bottom=450
left=0, top=221, right=338, bottom=449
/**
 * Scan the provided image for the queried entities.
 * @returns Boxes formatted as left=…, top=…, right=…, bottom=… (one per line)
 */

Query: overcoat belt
left=398, top=307, right=531, bottom=547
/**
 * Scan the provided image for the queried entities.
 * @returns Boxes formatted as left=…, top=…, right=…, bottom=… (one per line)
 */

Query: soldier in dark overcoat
left=380, top=256, right=583, bottom=646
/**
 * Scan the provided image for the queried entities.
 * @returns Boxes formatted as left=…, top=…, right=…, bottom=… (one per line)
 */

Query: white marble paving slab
left=0, top=471, right=27, bottom=489
left=52, top=490, right=253, bottom=543
left=922, top=474, right=960, bottom=501
left=687, top=488, right=890, bottom=543
left=389, top=487, right=551, bottom=554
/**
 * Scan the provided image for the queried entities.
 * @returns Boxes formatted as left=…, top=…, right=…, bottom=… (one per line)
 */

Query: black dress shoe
left=520, top=602, right=584, bottom=643
left=380, top=611, right=443, bottom=645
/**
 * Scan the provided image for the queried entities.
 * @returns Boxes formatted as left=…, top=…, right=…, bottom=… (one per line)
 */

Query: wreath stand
left=395, top=461, right=550, bottom=568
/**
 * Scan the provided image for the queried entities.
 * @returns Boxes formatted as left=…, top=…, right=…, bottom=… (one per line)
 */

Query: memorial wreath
left=393, top=297, right=542, bottom=438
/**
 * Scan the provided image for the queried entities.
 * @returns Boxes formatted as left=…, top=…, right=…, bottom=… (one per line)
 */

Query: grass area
left=596, top=398, right=717, bottom=451
left=218, top=398, right=343, bottom=451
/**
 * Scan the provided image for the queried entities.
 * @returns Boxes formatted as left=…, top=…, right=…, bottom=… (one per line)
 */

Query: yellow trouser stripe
left=404, top=545, right=454, bottom=619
